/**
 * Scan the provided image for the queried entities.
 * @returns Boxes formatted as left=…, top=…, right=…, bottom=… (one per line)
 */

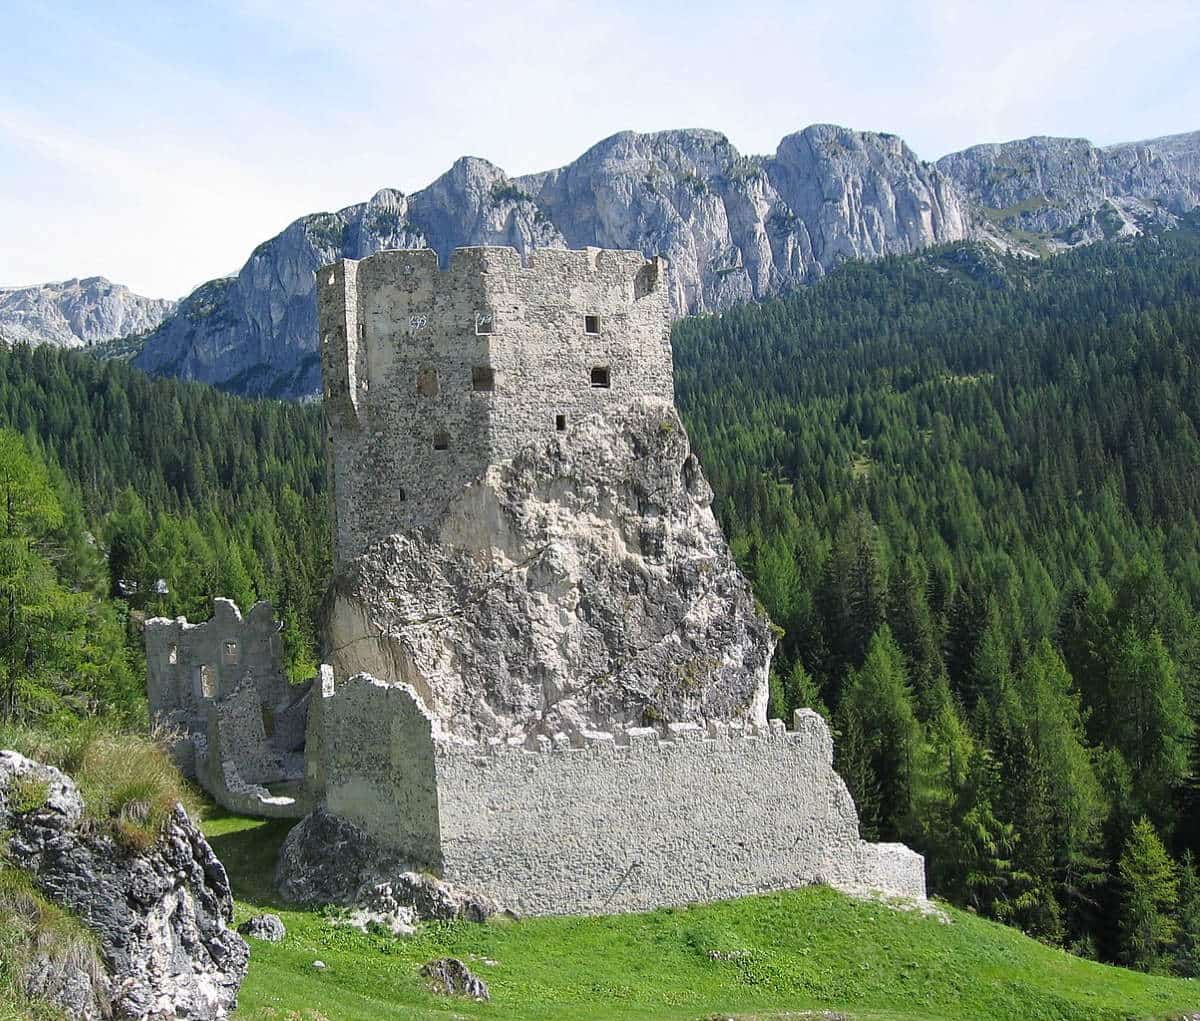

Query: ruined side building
left=149, top=244, right=926, bottom=916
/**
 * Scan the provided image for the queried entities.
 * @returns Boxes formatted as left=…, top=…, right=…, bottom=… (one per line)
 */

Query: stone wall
left=317, top=246, right=674, bottom=563
left=318, top=675, right=925, bottom=915
left=145, top=598, right=286, bottom=727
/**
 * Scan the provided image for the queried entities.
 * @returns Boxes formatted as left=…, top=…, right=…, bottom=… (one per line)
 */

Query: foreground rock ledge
left=0, top=750, right=249, bottom=1020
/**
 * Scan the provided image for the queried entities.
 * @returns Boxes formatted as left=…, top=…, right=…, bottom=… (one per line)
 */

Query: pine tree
left=1117, top=817, right=1179, bottom=973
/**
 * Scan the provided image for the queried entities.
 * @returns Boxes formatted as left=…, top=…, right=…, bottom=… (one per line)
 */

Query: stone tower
left=317, top=246, right=673, bottom=563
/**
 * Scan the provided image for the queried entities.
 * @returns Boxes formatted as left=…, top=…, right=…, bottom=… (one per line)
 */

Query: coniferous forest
left=2, top=224, right=1200, bottom=973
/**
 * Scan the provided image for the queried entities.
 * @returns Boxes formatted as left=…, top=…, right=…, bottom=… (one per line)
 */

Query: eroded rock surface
left=324, top=399, right=773, bottom=740
left=0, top=751, right=249, bottom=1019
left=276, top=807, right=499, bottom=930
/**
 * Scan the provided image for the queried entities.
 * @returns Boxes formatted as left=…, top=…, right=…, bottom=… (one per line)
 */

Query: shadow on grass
left=202, top=808, right=297, bottom=909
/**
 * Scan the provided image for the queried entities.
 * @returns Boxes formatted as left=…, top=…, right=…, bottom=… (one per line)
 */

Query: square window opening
left=223, top=641, right=239, bottom=666
left=433, top=432, right=450, bottom=451
left=556, top=414, right=567, bottom=432
left=475, top=311, right=495, bottom=335
left=591, top=366, right=611, bottom=388
left=417, top=368, right=439, bottom=397
left=472, top=366, right=495, bottom=392
left=585, top=314, right=600, bottom=335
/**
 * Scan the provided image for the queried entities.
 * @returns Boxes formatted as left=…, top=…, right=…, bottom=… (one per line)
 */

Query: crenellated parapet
left=318, top=674, right=925, bottom=915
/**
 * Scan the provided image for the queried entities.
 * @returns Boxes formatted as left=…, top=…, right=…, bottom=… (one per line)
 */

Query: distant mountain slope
left=0, top=276, right=174, bottom=349
left=133, top=125, right=971, bottom=398
left=131, top=123, right=1199, bottom=399
left=937, top=131, right=1200, bottom=245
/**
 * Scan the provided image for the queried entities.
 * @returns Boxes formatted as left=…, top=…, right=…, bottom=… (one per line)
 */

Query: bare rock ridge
left=128, top=122, right=1197, bottom=400
left=0, top=276, right=175, bottom=349
left=937, top=131, right=1200, bottom=244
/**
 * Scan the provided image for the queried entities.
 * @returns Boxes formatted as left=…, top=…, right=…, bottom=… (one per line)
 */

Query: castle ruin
left=149, top=244, right=926, bottom=914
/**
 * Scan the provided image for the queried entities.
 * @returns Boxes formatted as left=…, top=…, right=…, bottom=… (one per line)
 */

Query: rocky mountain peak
left=0, top=276, right=174, bottom=350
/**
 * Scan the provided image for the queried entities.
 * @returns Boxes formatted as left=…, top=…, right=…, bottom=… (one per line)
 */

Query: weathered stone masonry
left=272, top=242, right=927, bottom=914
left=321, top=674, right=925, bottom=915
left=145, top=599, right=309, bottom=818
left=318, top=246, right=673, bottom=564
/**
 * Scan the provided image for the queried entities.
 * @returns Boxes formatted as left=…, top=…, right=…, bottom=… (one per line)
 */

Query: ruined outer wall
left=317, top=676, right=925, bottom=915
left=317, top=247, right=672, bottom=564
left=434, top=711, right=925, bottom=915
left=144, top=599, right=285, bottom=725
left=322, top=675, right=443, bottom=867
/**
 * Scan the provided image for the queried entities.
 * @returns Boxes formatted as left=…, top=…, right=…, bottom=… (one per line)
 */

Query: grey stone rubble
left=129, top=124, right=1200, bottom=400
left=276, top=807, right=499, bottom=932
left=144, top=597, right=310, bottom=818
left=0, top=750, right=249, bottom=1019
left=237, top=913, right=286, bottom=942
left=420, top=957, right=490, bottom=1001
left=0, top=276, right=173, bottom=349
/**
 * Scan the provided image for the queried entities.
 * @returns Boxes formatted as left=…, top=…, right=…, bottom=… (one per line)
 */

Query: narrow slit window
left=398, top=487, right=407, bottom=502
left=168, top=643, right=178, bottom=665
left=585, top=314, right=600, bottom=335
left=590, top=366, right=611, bottom=388
left=556, top=414, right=567, bottom=432
left=358, top=322, right=366, bottom=340
left=472, top=366, right=495, bottom=391
left=433, top=432, right=450, bottom=451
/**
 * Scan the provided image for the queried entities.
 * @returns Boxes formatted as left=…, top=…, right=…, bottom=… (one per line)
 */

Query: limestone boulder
left=0, top=751, right=249, bottom=1019
left=323, top=398, right=774, bottom=741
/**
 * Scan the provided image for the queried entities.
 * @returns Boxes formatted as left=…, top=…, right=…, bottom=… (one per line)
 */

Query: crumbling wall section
left=144, top=598, right=286, bottom=726
left=316, top=676, right=925, bottom=915
left=322, top=674, right=443, bottom=868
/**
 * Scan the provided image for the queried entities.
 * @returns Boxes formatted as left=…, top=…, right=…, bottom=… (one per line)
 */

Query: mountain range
left=8, top=124, right=1199, bottom=397
left=0, top=277, right=174, bottom=350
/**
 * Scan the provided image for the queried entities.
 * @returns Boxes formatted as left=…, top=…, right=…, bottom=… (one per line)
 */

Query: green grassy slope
left=205, top=813, right=1200, bottom=1021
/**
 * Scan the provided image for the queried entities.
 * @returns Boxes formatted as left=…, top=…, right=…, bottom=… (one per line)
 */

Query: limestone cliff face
left=131, top=124, right=1199, bottom=399
left=0, top=751, right=248, bottom=1019
left=323, top=399, right=773, bottom=740
left=937, top=131, right=1200, bottom=244
left=0, top=277, right=174, bottom=349
left=134, top=125, right=970, bottom=398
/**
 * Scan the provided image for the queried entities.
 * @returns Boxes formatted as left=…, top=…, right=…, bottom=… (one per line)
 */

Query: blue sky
left=2, top=0, right=1198, bottom=298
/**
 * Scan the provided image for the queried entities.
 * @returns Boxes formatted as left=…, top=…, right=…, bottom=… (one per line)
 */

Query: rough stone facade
left=318, top=245, right=673, bottom=563
left=314, top=675, right=925, bottom=913
left=321, top=398, right=773, bottom=744
left=145, top=599, right=308, bottom=817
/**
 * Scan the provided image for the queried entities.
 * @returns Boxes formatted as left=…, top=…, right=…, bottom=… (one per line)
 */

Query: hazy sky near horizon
left=2, top=0, right=1198, bottom=298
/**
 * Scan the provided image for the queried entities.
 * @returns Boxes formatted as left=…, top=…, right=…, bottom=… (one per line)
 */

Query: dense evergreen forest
left=2, top=224, right=1200, bottom=973
left=674, top=227, right=1200, bottom=972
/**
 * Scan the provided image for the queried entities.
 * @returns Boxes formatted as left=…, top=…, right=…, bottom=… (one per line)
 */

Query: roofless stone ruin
left=146, top=244, right=926, bottom=915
